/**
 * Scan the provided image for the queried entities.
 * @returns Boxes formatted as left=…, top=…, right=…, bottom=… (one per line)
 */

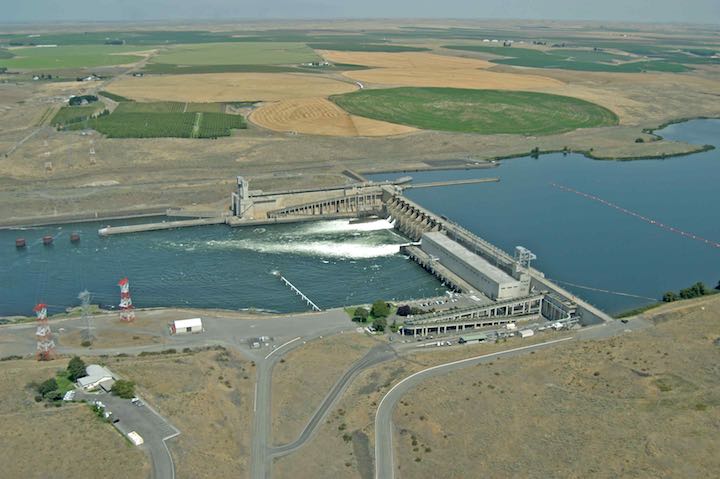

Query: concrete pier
left=403, top=178, right=500, bottom=189
left=98, top=217, right=227, bottom=236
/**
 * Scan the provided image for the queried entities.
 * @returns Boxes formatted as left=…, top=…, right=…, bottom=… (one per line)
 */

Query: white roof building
left=170, top=317, right=203, bottom=334
left=77, top=364, right=115, bottom=390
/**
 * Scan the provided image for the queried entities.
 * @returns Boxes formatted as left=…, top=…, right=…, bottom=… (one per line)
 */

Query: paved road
left=270, top=343, right=397, bottom=457
left=373, top=316, right=653, bottom=479
left=79, top=391, right=180, bottom=479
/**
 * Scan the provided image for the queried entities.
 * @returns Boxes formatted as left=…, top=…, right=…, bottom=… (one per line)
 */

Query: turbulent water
left=0, top=218, right=445, bottom=316
left=368, top=119, right=720, bottom=315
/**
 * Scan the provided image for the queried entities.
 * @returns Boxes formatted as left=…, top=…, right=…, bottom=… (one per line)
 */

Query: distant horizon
left=0, top=16, right=718, bottom=29
left=3, top=1, right=720, bottom=26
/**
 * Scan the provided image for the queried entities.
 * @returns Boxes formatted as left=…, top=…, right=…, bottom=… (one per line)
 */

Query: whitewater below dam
left=0, top=218, right=446, bottom=316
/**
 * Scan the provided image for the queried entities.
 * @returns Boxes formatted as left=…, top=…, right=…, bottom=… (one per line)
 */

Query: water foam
left=302, top=218, right=395, bottom=234
left=204, top=239, right=402, bottom=259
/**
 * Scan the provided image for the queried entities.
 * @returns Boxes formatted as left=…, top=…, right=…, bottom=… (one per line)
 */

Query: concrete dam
left=99, top=174, right=613, bottom=327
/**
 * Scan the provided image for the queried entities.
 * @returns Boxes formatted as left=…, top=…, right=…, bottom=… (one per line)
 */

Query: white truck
left=127, top=431, right=144, bottom=446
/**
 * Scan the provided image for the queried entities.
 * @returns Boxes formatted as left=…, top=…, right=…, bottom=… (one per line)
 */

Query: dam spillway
left=91, top=173, right=613, bottom=325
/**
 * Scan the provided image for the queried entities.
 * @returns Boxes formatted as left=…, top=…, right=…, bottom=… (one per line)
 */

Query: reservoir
left=369, top=119, right=720, bottom=314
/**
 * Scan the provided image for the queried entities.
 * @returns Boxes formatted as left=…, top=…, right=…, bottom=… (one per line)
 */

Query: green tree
left=372, top=317, right=387, bottom=332
left=692, top=282, right=707, bottom=296
left=715, top=280, right=720, bottom=291
left=662, top=291, right=678, bottom=302
left=352, top=307, right=369, bottom=323
left=371, top=300, right=390, bottom=318
left=396, top=305, right=411, bottom=316
left=37, top=378, right=58, bottom=396
left=111, top=379, right=136, bottom=399
left=67, top=356, right=87, bottom=381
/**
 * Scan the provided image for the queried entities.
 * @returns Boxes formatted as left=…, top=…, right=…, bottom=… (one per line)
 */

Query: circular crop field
left=330, top=87, right=618, bottom=135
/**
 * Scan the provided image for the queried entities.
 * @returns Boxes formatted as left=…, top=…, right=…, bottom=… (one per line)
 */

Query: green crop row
left=67, top=109, right=246, bottom=139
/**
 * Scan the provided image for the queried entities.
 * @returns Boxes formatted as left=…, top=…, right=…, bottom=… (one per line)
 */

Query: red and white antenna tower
left=34, top=303, right=55, bottom=361
left=118, top=278, right=136, bottom=322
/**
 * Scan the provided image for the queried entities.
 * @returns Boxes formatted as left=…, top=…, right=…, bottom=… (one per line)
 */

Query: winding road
left=374, top=337, right=574, bottom=479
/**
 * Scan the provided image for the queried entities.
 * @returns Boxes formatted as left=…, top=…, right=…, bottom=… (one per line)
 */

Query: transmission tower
left=34, top=303, right=56, bottom=361
left=514, top=246, right=537, bottom=269
left=78, top=290, right=93, bottom=342
left=118, top=278, right=136, bottom=322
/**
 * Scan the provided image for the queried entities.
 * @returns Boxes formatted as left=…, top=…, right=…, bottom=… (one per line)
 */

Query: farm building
left=77, top=364, right=115, bottom=390
left=170, top=317, right=203, bottom=335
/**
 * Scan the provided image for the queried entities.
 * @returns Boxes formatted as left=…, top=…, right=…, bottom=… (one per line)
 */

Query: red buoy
left=15, top=238, right=26, bottom=248
left=42, top=235, right=53, bottom=245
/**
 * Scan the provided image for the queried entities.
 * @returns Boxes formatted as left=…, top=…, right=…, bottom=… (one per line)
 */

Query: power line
left=551, top=278, right=657, bottom=301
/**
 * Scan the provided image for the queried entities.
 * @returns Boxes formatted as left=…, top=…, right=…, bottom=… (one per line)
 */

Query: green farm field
left=443, top=45, right=691, bottom=73
left=66, top=103, right=246, bottom=138
left=0, top=45, right=146, bottom=70
left=150, top=42, right=319, bottom=66
left=331, top=87, right=619, bottom=135
left=52, top=103, right=106, bottom=126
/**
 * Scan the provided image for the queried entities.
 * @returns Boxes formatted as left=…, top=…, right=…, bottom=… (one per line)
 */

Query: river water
left=368, top=119, right=720, bottom=314
left=0, top=218, right=445, bottom=316
left=2, top=119, right=718, bottom=317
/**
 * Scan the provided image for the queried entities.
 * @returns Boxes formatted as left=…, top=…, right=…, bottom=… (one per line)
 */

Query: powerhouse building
left=421, top=232, right=530, bottom=300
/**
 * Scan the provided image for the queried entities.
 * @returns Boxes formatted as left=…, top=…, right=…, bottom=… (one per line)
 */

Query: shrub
left=396, top=305, right=411, bottom=316
left=111, top=379, right=136, bottom=399
left=67, top=356, right=87, bottom=381
left=37, top=378, right=58, bottom=396
left=352, top=307, right=369, bottom=322
left=372, top=317, right=387, bottom=332
left=371, top=300, right=390, bottom=318
left=635, top=137, right=645, bottom=143
left=662, top=291, right=678, bottom=302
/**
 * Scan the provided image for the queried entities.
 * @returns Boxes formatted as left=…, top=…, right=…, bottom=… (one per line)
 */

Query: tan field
left=271, top=332, right=379, bottom=444
left=394, top=296, right=720, bottom=479
left=319, top=51, right=498, bottom=70
left=106, top=72, right=359, bottom=102
left=320, top=50, right=564, bottom=91
left=112, top=348, right=255, bottom=479
left=251, top=97, right=417, bottom=136
left=0, top=358, right=148, bottom=479
left=274, top=296, right=720, bottom=479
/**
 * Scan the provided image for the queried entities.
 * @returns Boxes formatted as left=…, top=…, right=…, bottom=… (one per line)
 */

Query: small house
left=170, top=317, right=203, bottom=335
left=77, top=364, right=115, bottom=390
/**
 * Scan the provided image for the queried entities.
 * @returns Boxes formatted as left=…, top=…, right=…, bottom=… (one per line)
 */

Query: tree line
left=662, top=281, right=719, bottom=302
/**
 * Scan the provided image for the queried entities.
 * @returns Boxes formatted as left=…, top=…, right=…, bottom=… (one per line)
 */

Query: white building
left=77, top=364, right=115, bottom=390
left=421, top=232, right=529, bottom=301
left=170, top=318, right=203, bottom=335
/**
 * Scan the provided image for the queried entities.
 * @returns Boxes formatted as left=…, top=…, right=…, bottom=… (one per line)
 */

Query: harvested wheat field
left=320, top=51, right=497, bottom=70
left=251, top=97, right=417, bottom=136
left=321, top=50, right=563, bottom=90
left=106, top=73, right=358, bottom=102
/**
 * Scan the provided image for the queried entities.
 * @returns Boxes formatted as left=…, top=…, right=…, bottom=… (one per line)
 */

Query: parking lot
left=77, top=390, right=179, bottom=479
